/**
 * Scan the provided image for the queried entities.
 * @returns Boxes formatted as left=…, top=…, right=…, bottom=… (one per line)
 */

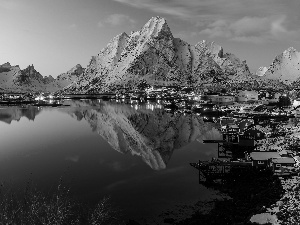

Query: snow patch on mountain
left=256, top=67, right=268, bottom=76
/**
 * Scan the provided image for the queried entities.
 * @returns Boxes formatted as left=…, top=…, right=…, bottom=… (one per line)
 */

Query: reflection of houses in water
left=145, top=101, right=163, bottom=111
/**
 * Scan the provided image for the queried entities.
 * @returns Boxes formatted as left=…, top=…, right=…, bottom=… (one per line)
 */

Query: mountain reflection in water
left=0, top=100, right=222, bottom=170
left=0, top=106, right=41, bottom=124
left=0, top=100, right=223, bottom=221
left=60, top=99, right=222, bottom=170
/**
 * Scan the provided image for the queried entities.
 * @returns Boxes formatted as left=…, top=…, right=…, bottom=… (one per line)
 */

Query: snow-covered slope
left=63, top=100, right=218, bottom=170
left=65, top=16, right=252, bottom=93
left=263, top=47, right=300, bottom=84
left=256, top=67, right=268, bottom=76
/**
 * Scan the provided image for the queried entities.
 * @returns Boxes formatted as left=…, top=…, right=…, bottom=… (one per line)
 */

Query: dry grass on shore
left=0, top=180, right=122, bottom=225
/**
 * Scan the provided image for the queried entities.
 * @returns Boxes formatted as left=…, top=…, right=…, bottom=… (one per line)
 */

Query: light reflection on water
left=0, top=100, right=222, bottom=220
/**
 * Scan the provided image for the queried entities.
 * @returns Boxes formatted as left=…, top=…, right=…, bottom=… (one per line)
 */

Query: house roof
left=227, top=124, right=239, bottom=129
left=238, top=119, right=254, bottom=132
left=250, top=152, right=281, bottom=161
left=278, top=150, right=293, bottom=156
left=244, top=125, right=271, bottom=134
left=271, top=157, right=295, bottom=164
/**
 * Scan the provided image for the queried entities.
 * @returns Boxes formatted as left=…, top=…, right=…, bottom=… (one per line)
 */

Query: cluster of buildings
left=199, top=114, right=299, bottom=179
left=0, top=92, right=63, bottom=104
left=114, top=86, right=298, bottom=115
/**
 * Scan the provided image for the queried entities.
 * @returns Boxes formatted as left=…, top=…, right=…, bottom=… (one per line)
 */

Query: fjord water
left=0, top=100, right=222, bottom=221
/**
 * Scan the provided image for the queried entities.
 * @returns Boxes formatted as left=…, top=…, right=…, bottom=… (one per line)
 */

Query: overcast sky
left=1, top=0, right=300, bottom=77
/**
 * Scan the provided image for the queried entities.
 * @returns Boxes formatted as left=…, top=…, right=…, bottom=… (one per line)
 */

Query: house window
left=258, top=161, right=264, bottom=164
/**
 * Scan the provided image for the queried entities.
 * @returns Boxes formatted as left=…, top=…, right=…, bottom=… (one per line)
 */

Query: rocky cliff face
left=0, top=63, right=84, bottom=93
left=55, top=64, right=85, bottom=87
left=64, top=100, right=219, bottom=170
left=263, top=47, right=300, bottom=84
left=200, top=41, right=252, bottom=79
left=65, top=16, right=252, bottom=93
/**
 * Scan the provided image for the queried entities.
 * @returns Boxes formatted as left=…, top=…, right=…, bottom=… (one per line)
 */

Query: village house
left=222, top=124, right=240, bottom=143
left=241, top=124, right=268, bottom=140
left=237, top=119, right=254, bottom=133
left=270, top=157, right=296, bottom=175
left=246, top=151, right=281, bottom=168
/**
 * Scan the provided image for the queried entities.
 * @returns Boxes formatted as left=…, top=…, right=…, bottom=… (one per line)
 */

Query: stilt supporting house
left=190, top=160, right=252, bottom=184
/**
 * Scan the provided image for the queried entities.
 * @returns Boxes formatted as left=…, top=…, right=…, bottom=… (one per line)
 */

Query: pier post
left=199, top=159, right=201, bottom=184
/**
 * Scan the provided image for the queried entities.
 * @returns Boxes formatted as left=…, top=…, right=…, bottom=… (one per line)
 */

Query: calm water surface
left=0, top=100, right=222, bottom=221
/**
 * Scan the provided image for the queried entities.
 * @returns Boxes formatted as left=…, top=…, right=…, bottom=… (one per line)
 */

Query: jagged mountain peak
left=1, top=62, right=11, bottom=68
left=140, top=16, right=172, bottom=39
left=68, top=64, right=84, bottom=74
left=22, top=64, right=41, bottom=75
left=195, top=40, right=223, bottom=58
left=283, top=47, right=298, bottom=59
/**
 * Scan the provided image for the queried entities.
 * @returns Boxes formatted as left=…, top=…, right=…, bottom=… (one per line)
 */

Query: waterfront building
left=237, top=90, right=259, bottom=102
left=246, top=151, right=281, bottom=168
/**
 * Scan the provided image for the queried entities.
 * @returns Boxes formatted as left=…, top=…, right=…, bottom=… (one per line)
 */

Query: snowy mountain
left=65, top=16, right=252, bottom=93
left=262, top=47, right=300, bottom=84
left=63, top=100, right=219, bottom=170
left=0, top=63, right=84, bottom=93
